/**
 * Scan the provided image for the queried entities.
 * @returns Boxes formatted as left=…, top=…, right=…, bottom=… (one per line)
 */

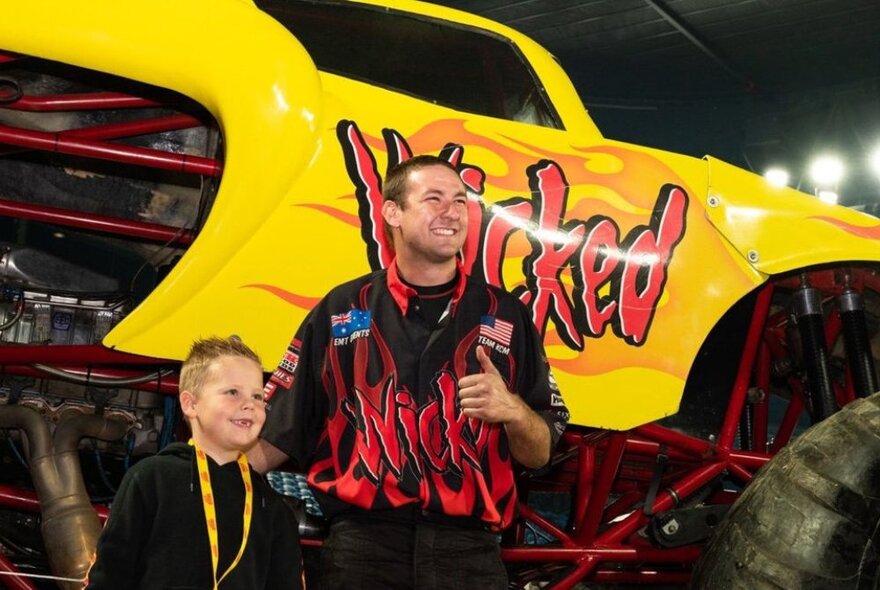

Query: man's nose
left=440, top=200, right=461, bottom=219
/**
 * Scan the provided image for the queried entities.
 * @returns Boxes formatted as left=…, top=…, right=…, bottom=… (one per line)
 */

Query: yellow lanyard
left=189, top=439, right=253, bottom=590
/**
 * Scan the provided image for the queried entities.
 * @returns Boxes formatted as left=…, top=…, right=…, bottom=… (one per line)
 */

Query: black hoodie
left=85, top=442, right=302, bottom=590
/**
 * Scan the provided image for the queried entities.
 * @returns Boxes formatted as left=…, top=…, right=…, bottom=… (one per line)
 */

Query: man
left=250, top=155, right=569, bottom=589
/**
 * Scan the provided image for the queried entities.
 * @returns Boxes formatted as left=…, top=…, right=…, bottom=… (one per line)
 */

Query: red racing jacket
left=262, top=262, right=569, bottom=529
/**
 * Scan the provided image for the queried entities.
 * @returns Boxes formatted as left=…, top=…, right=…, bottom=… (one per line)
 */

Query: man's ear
left=382, top=199, right=401, bottom=229
left=180, top=390, right=198, bottom=420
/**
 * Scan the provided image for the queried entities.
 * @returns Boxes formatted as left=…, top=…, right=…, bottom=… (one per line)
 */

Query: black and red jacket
left=262, top=262, right=568, bottom=529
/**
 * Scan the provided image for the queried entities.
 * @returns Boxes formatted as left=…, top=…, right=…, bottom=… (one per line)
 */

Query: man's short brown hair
left=382, top=154, right=460, bottom=208
left=179, top=335, right=262, bottom=395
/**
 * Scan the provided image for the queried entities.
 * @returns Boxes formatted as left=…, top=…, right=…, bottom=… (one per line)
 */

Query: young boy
left=86, top=336, right=302, bottom=590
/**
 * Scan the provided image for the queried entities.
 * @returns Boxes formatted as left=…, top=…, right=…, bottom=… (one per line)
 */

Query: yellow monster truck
left=1, top=0, right=879, bottom=588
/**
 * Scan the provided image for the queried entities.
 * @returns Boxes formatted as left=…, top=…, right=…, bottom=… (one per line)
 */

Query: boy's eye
left=225, top=389, right=239, bottom=396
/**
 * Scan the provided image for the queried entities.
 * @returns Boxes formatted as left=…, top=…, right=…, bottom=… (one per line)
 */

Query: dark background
left=433, top=0, right=880, bottom=208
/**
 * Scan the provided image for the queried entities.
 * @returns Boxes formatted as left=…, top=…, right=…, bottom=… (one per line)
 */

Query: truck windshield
left=257, top=0, right=563, bottom=129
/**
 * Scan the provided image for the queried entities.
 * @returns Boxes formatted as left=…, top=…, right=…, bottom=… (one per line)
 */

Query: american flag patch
left=480, top=315, right=513, bottom=347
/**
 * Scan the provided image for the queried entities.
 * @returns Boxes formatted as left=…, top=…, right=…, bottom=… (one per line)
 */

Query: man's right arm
left=247, top=438, right=291, bottom=474
left=252, top=307, right=326, bottom=474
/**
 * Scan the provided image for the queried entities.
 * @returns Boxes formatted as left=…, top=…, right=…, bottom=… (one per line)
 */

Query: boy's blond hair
left=179, top=335, right=262, bottom=396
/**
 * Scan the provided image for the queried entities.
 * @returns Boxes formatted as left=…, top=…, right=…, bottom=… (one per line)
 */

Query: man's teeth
left=433, top=228, right=455, bottom=235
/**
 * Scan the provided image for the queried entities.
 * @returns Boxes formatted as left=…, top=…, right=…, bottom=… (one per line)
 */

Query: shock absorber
left=793, top=280, right=837, bottom=421
left=837, top=287, right=879, bottom=397
left=738, top=404, right=754, bottom=451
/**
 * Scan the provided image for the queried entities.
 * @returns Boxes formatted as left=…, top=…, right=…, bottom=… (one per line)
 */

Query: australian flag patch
left=331, top=308, right=372, bottom=338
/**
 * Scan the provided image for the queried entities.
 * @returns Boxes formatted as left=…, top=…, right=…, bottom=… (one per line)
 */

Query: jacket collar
left=386, top=258, right=467, bottom=316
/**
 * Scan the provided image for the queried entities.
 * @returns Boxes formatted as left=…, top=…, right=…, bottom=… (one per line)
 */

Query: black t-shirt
left=403, top=274, right=457, bottom=327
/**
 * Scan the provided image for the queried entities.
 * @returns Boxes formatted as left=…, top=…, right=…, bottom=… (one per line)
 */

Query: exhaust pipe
left=0, top=404, right=128, bottom=589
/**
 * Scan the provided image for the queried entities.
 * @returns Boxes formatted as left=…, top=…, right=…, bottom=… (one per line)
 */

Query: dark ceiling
left=432, top=0, right=880, bottom=207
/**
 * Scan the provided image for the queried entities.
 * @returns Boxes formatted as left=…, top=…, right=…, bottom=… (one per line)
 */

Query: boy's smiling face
left=181, top=354, right=265, bottom=463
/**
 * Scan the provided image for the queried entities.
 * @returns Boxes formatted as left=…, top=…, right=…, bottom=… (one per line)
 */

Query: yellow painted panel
left=705, top=157, right=880, bottom=273
left=5, top=0, right=879, bottom=430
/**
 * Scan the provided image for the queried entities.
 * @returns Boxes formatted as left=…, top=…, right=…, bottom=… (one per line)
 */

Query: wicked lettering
left=337, top=120, right=688, bottom=349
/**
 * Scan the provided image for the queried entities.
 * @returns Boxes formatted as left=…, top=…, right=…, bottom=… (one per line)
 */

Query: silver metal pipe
left=0, top=299, right=24, bottom=330
left=0, top=404, right=129, bottom=589
left=32, top=364, right=173, bottom=387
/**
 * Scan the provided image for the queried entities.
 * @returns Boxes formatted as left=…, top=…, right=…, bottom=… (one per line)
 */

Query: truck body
left=1, top=0, right=878, bottom=588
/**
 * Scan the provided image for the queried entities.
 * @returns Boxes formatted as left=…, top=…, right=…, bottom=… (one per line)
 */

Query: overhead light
left=817, top=190, right=838, bottom=204
left=809, top=155, right=844, bottom=186
left=869, top=146, right=880, bottom=180
left=764, top=168, right=789, bottom=187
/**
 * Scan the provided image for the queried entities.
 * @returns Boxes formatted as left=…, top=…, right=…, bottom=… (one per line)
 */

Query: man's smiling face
left=385, top=164, right=469, bottom=266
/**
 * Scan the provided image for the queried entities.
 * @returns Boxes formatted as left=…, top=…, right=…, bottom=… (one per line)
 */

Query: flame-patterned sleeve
left=261, top=302, right=331, bottom=472
left=512, top=298, right=570, bottom=451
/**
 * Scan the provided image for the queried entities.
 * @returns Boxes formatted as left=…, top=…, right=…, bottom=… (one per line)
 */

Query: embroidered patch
left=264, top=338, right=301, bottom=401
left=479, top=315, right=513, bottom=347
left=280, top=348, right=299, bottom=374
left=548, top=368, right=560, bottom=394
left=331, top=309, right=371, bottom=337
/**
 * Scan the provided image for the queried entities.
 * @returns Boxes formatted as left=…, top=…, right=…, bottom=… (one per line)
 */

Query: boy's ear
left=180, top=390, right=198, bottom=420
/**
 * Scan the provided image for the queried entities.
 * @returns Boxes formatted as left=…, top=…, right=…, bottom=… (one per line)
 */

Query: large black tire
left=691, top=392, right=880, bottom=589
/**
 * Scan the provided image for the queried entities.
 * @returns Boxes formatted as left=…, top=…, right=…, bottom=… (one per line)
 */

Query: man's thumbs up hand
left=476, top=344, right=501, bottom=376
left=458, top=346, right=524, bottom=424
